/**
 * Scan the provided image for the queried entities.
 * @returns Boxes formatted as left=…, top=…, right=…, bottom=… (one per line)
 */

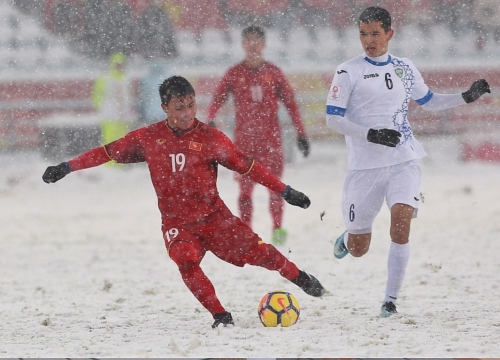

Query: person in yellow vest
left=92, top=52, right=135, bottom=147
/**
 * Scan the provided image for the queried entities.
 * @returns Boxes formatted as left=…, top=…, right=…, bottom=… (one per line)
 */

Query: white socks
left=384, top=241, right=410, bottom=304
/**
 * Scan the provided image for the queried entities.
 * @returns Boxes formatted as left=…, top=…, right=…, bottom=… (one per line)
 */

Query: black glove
left=297, top=135, right=310, bottom=157
left=42, top=162, right=71, bottom=183
left=367, top=128, right=401, bottom=147
left=281, top=185, right=310, bottom=209
left=462, top=79, right=491, bottom=103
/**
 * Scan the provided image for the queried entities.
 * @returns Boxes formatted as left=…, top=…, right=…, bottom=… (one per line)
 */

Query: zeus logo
left=363, top=73, right=379, bottom=79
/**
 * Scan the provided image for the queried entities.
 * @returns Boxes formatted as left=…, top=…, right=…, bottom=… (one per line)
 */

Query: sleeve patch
left=328, top=85, right=342, bottom=101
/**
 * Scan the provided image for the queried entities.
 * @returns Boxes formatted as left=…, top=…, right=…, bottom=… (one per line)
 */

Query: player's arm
left=276, top=68, right=310, bottom=157
left=42, top=146, right=111, bottom=183
left=409, top=59, right=490, bottom=110
left=216, top=132, right=310, bottom=208
left=245, top=161, right=310, bottom=208
left=325, top=68, right=400, bottom=147
left=417, top=80, right=490, bottom=111
left=42, top=132, right=145, bottom=183
left=206, top=70, right=233, bottom=127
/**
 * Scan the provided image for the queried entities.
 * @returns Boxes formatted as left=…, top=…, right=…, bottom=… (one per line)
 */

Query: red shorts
left=162, top=208, right=265, bottom=267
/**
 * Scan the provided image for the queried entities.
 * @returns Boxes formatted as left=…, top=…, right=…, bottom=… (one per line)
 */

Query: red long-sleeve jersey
left=207, top=61, right=305, bottom=158
left=67, top=119, right=287, bottom=227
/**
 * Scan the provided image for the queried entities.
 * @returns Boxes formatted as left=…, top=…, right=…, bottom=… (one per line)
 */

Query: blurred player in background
left=92, top=52, right=135, bottom=146
left=138, top=60, right=170, bottom=125
left=326, top=6, right=490, bottom=317
left=43, top=76, right=324, bottom=328
left=207, top=25, right=310, bottom=245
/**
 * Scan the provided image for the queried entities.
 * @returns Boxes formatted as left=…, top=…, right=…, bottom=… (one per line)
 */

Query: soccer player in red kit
left=207, top=25, right=310, bottom=245
left=42, top=76, right=324, bottom=328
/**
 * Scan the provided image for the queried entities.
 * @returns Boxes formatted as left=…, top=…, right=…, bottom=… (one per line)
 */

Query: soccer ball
left=257, top=291, right=300, bottom=327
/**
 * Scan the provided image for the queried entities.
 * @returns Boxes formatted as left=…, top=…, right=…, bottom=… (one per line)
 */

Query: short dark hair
left=159, top=76, right=195, bottom=105
left=359, top=6, right=391, bottom=32
left=242, top=25, right=265, bottom=39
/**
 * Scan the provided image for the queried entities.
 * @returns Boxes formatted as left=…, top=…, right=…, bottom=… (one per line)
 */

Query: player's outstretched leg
left=290, top=270, right=325, bottom=297
left=242, top=243, right=324, bottom=297
left=212, top=311, right=234, bottom=328
left=334, top=230, right=349, bottom=259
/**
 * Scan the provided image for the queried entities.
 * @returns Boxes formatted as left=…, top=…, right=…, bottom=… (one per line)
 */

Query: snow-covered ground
left=1, top=134, right=500, bottom=358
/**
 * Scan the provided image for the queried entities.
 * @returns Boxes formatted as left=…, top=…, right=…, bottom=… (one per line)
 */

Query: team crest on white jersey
left=328, top=85, right=342, bottom=101
left=395, top=68, right=404, bottom=78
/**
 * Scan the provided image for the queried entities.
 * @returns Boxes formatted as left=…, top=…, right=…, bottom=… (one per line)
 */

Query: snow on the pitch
left=1, top=136, right=500, bottom=358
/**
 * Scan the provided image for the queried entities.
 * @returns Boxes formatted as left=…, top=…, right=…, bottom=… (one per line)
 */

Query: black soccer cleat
left=211, top=311, right=234, bottom=329
left=291, top=270, right=325, bottom=297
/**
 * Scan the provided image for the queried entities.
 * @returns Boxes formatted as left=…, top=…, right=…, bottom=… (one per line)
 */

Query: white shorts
left=342, top=160, right=421, bottom=233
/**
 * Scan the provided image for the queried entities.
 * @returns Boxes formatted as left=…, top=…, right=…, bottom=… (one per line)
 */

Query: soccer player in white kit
left=326, top=6, right=491, bottom=317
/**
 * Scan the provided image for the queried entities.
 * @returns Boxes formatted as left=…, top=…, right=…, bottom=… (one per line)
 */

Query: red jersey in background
left=207, top=61, right=305, bottom=169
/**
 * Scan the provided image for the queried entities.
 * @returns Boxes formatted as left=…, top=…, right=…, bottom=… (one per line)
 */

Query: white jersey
left=326, top=53, right=431, bottom=170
